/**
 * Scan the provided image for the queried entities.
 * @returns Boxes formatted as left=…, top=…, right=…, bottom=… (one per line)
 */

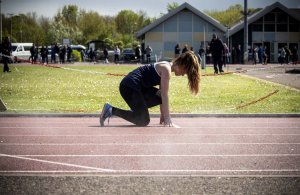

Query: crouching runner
left=100, top=51, right=200, bottom=127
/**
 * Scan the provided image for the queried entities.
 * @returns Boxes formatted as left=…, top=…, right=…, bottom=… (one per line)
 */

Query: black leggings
left=112, top=84, right=162, bottom=126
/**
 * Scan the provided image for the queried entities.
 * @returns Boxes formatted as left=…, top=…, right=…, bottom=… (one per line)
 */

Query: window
left=255, top=17, right=263, bottom=23
left=264, top=13, right=275, bottom=22
left=277, top=12, right=288, bottom=23
left=24, top=46, right=31, bottom=51
left=264, top=24, right=275, bottom=32
left=252, top=24, right=263, bottom=32
left=289, top=16, right=298, bottom=23
left=289, top=24, right=299, bottom=32
left=277, top=24, right=287, bottom=32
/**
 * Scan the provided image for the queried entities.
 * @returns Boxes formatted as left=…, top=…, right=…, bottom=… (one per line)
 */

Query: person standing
left=262, top=46, right=268, bottom=65
left=291, top=46, right=298, bottom=65
left=145, top=45, right=152, bottom=63
left=174, top=44, right=181, bottom=58
left=182, top=44, right=188, bottom=54
left=210, top=33, right=224, bottom=74
left=80, top=49, right=85, bottom=62
left=258, top=46, right=262, bottom=64
left=284, top=46, right=290, bottom=64
left=135, top=45, right=141, bottom=63
left=223, top=43, right=229, bottom=67
left=231, top=46, right=236, bottom=64
left=199, top=46, right=206, bottom=69
left=236, top=44, right=242, bottom=64
left=279, top=47, right=286, bottom=65
left=67, top=45, right=72, bottom=63
left=89, top=48, right=94, bottom=63
left=59, top=45, right=66, bottom=64
left=1, top=37, right=12, bottom=72
left=51, top=44, right=55, bottom=63
left=103, top=48, right=109, bottom=64
left=253, top=46, right=258, bottom=65
left=41, top=45, right=47, bottom=64
left=114, top=46, right=120, bottom=63
left=30, top=43, right=36, bottom=64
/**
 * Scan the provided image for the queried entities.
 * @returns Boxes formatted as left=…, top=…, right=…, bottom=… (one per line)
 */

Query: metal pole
left=204, top=25, right=206, bottom=75
left=8, top=13, right=13, bottom=40
left=243, top=0, right=248, bottom=64
left=227, top=27, right=229, bottom=46
left=227, top=27, right=230, bottom=72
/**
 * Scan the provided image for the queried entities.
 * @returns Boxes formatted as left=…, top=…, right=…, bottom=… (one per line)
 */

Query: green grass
left=0, top=64, right=299, bottom=114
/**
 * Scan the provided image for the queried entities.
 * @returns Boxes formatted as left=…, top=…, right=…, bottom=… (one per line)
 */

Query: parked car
left=11, top=43, right=32, bottom=62
left=71, top=44, right=86, bottom=52
left=87, top=40, right=114, bottom=62
left=122, top=48, right=136, bottom=61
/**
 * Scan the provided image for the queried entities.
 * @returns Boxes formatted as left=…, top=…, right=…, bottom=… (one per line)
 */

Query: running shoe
left=100, top=103, right=112, bottom=127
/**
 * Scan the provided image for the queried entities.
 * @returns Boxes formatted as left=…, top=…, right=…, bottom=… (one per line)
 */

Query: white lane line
left=0, top=125, right=300, bottom=130
left=1, top=134, right=300, bottom=136
left=0, top=153, right=115, bottom=172
left=1, top=143, right=300, bottom=146
left=9, top=154, right=300, bottom=157
left=172, top=123, right=181, bottom=128
left=0, top=169, right=299, bottom=173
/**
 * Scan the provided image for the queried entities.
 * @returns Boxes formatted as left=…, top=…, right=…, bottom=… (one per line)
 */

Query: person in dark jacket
left=182, top=44, right=188, bottom=54
left=103, top=48, right=109, bottom=63
left=236, top=44, right=242, bottom=64
left=1, top=37, right=12, bottom=72
left=67, top=45, right=72, bottom=63
left=210, top=33, right=224, bottom=74
left=30, top=43, right=37, bottom=64
left=291, top=46, right=298, bottom=65
left=135, top=45, right=141, bottom=63
left=174, top=44, right=181, bottom=58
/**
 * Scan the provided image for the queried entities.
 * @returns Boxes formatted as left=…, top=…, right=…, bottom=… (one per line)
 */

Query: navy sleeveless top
left=120, top=64, right=161, bottom=90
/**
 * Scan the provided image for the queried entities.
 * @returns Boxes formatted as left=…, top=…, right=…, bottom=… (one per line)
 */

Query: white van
left=11, top=43, right=33, bottom=62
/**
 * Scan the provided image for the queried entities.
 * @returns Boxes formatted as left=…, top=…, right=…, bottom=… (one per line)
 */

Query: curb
left=0, top=113, right=299, bottom=118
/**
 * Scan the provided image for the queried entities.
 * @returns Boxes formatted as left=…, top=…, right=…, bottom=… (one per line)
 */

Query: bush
left=72, top=50, right=81, bottom=62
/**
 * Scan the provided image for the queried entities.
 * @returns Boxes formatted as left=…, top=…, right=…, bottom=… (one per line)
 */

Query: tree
left=115, top=10, right=139, bottom=35
left=62, top=5, right=78, bottom=27
left=77, top=10, right=108, bottom=44
left=204, top=4, right=260, bottom=27
left=167, top=2, right=179, bottom=12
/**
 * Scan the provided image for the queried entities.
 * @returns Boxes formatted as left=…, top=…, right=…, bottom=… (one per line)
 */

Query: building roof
left=135, top=2, right=227, bottom=38
left=229, top=1, right=300, bottom=36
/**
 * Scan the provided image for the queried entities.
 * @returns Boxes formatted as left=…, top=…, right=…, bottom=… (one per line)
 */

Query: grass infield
left=0, top=64, right=299, bottom=114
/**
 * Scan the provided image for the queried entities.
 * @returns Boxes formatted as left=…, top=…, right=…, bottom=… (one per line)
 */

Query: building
left=229, top=2, right=300, bottom=63
left=136, top=2, right=226, bottom=61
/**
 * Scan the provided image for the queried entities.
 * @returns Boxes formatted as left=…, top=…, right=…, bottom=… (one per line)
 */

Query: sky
left=1, top=0, right=300, bottom=19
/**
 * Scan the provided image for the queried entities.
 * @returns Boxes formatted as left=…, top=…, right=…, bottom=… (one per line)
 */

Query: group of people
left=134, top=45, right=153, bottom=64
left=252, top=45, right=269, bottom=65
left=28, top=43, right=73, bottom=64
left=278, top=46, right=298, bottom=65
left=110, top=45, right=153, bottom=64
left=252, top=45, right=298, bottom=65
left=175, top=33, right=229, bottom=74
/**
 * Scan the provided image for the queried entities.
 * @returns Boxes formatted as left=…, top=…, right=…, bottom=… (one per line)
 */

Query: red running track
left=0, top=116, right=299, bottom=176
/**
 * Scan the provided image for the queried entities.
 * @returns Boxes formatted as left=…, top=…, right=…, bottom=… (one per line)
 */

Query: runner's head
left=172, top=51, right=200, bottom=95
